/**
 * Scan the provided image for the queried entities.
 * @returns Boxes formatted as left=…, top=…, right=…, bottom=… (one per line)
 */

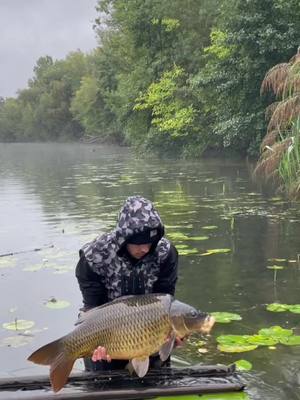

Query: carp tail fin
left=28, top=338, right=75, bottom=392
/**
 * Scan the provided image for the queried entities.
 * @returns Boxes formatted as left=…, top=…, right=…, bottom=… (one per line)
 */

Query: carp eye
left=189, top=310, right=198, bottom=318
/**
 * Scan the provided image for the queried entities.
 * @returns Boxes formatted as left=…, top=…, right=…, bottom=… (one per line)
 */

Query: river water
left=0, top=143, right=300, bottom=399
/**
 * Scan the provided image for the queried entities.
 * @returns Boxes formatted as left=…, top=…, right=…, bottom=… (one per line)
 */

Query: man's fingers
left=175, top=337, right=185, bottom=347
left=91, top=346, right=111, bottom=362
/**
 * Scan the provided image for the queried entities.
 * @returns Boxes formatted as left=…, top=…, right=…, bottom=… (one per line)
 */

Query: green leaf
left=200, top=248, right=231, bottom=256
left=246, top=335, right=278, bottom=346
left=202, top=226, right=218, bottom=230
left=0, top=335, right=33, bottom=348
left=218, top=344, right=257, bottom=353
left=45, top=299, right=71, bottom=309
left=287, top=304, right=300, bottom=314
left=189, top=236, right=209, bottom=241
left=266, top=303, right=289, bottom=312
left=178, top=248, right=198, bottom=256
left=267, top=265, right=284, bottom=270
left=279, top=336, right=300, bottom=346
left=217, top=335, right=252, bottom=346
left=234, top=359, right=253, bottom=371
left=211, top=312, right=242, bottom=323
left=0, top=257, right=16, bottom=269
left=2, top=319, right=35, bottom=331
left=258, top=326, right=293, bottom=339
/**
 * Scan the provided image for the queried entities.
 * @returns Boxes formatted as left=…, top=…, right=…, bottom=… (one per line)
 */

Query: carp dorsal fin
left=131, top=357, right=150, bottom=377
left=159, top=332, right=176, bottom=362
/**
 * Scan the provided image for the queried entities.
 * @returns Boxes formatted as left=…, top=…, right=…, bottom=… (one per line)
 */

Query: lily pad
left=266, top=303, right=289, bottom=312
left=279, top=336, right=300, bottom=346
left=287, top=305, right=300, bottom=314
left=45, top=299, right=71, bottom=309
left=217, top=335, right=252, bottom=346
left=234, top=359, right=253, bottom=371
left=2, top=319, right=35, bottom=331
left=246, top=335, right=278, bottom=346
left=218, top=344, right=257, bottom=353
left=258, top=326, right=293, bottom=339
left=202, top=394, right=250, bottom=400
left=202, top=226, right=218, bottom=230
left=175, top=244, right=189, bottom=250
left=189, top=236, right=209, bottom=241
left=267, top=265, right=284, bottom=270
left=0, top=335, right=33, bottom=348
left=211, top=312, right=242, bottom=323
left=167, top=232, right=190, bottom=241
left=178, top=248, right=198, bottom=256
left=268, top=258, right=286, bottom=263
left=23, top=264, right=44, bottom=272
left=0, top=257, right=16, bottom=269
left=200, top=249, right=231, bottom=256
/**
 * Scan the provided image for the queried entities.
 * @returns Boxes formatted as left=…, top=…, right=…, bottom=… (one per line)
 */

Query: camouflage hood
left=81, top=196, right=165, bottom=267
left=80, top=196, right=169, bottom=300
left=114, top=195, right=164, bottom=247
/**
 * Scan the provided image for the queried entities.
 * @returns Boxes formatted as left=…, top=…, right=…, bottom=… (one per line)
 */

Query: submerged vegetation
left=0, top=1, right=299, bottom=165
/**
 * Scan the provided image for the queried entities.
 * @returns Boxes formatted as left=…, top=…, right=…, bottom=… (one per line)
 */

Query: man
left=75, top=195, right=178, bottom=371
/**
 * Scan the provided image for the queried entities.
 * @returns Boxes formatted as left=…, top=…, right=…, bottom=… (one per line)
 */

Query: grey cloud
left=0, top=0, right=98, bottom=97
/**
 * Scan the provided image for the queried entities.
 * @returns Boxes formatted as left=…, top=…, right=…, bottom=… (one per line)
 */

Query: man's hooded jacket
left=76, top=196, right=178, bottom=310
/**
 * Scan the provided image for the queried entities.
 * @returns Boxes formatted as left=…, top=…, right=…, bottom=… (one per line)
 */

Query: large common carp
left=27, top=294, right=215, bottom=392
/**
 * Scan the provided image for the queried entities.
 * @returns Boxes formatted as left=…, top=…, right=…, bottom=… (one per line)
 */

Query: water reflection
left=0, top=143, right=300, bottom=399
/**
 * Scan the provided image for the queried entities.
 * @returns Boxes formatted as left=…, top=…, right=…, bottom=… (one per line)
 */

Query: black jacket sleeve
left=152, top=243, right=178, bottom=296
left=75, top=251, right=108, bottom=310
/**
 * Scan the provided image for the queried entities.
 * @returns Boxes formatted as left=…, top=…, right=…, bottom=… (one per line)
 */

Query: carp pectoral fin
left=159, top=332, right=176, bottom=362
left=131, top=357, right=149, bottom=378
left=50, top=353, right=75, bottom=393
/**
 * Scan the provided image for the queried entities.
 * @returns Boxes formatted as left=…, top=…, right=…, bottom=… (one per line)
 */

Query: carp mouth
left=199, top=315, right=215, bottom=334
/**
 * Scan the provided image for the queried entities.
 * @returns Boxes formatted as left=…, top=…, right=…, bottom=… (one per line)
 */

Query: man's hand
left=174, top=336, right=185, bottom=348
left=91, top=346, right=112, bottom=362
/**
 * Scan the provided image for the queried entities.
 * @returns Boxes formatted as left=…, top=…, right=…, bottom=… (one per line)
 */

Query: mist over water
left=1, top=143, right=300, bottom=399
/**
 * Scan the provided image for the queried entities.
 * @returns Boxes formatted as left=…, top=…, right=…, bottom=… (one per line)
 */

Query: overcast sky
left=0, top=0, right=98, bottom=98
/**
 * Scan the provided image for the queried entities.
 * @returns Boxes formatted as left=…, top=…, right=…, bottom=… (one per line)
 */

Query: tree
left=255, top=48, right=300, bottom=197
left=195, top=0, right=300, bottom=156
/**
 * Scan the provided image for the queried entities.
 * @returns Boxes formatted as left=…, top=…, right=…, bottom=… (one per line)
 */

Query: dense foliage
left=1, top=0, right=300, bottom=159
left=255, top=49, right=300, bottom=198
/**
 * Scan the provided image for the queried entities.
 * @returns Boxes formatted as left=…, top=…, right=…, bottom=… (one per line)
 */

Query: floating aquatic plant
left=279, top=336, right=300, bottom=345
left=211, top=312, right=242, bottom=324
left=0, top=257, right=16, bottom=269
left=267, top=265, right=284, bottom=283
left=178, top=248, right=199, bottom=256
left=218, top=344, right=258, bottom=353
left=246, top=335, right=278, bottom=346
left=23, top=264, right=44, bottom=272
left=200, top=248, right=231, bottom=256
left=266, top=303, right=289, bottom=312
left=44, top=298, right=71, bottom=309
left=258, top=326, right=293, bottom=339
left=0, top=335, right=33, bottom=348
left=217, top=325, right=298, bottom=353
left=234, top=359, right=253, bottom=371
left=266, top=303, right=300, bottom=314
left=167, top=232, right=209, bottom=242
left=2, top=319, right=35, bottom=331
left=202, top=226, right=218, bottom=230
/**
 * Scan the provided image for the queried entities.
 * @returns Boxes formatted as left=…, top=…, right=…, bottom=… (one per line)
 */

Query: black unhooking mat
left=0, top=364, right=245, bottom=400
